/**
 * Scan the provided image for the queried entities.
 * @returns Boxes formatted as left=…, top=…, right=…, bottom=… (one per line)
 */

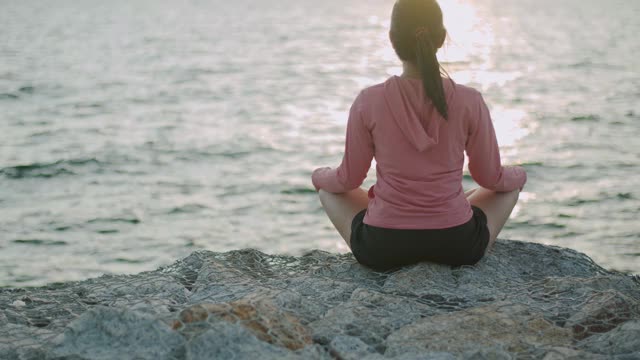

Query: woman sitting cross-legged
left=312, top=0, right=527, bottom=271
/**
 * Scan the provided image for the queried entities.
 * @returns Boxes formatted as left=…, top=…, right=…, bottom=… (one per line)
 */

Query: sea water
left=1, top=0, right=638, bottom=286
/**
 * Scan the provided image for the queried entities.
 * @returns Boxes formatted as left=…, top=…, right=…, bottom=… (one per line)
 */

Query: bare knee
left=318, top=189, right=333, bottom=207
left=505, top=188, right=521, bottom=203
left=490, top=187, right=521, bottom=203
left=468, top=187, right=522, bottom=246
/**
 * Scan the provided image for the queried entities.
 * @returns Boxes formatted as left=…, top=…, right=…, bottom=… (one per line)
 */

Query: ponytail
left=416, top=29, right=448, bottom=120
left=390, top=0, right=449, bottom=119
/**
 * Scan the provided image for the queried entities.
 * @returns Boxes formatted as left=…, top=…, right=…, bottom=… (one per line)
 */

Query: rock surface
left=1, top=239, right=639, bottom=360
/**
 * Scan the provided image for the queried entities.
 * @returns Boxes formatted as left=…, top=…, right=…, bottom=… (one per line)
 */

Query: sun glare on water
left=375, top=0, right=529, bottom=154
left=439, top=0, right=530, bottom=164
left=377, top=0, right=492, bottom=74
left=439, top=0, right=493, bottom=65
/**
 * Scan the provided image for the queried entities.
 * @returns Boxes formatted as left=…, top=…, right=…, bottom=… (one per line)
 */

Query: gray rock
left=614, top=354, right=640, bottom=360
left=384, top=302, right=572, bottom=357
left=564, top=290, right=640, bottom=339
left=311, top=288, right=437, bottom=352
left=185, top=324, right=289, bottom=360
left=539, top=347, right=607, bottom=360
left=0, top=240, right=638, bottom=359
left=362, top=353, right=458, bottom=360
left=49, top=306, right=184, bottom=360
left=577, top=320, right=640, bottom=355
left=329, top=335, right=376, bottom=359
left=463, top=348, right=513, bottom=360
left=185, top=323, right=330, bottom=360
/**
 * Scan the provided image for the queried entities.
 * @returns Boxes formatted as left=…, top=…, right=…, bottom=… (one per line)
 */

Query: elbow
left=311, top=167, right=331, bottom=192
left=471, top=172, right=503, bottom=192
left=472, top=166, right=527, bottom=193
left=471, top=171, right=511, bottom=193
left=476, top=180, right=504, bottom=192
left=335, top=177, right=363, bottom=193
left=336, top=168, right=366, bottom=193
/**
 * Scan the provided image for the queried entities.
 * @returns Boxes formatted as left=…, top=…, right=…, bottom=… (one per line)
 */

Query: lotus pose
left=312, top=0, right=526, bottom=271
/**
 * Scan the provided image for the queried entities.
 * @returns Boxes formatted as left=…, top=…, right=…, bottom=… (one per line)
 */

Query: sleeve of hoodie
left=465, top=92, right=527, bottom=192
left=312, top=92, right=374, bottom=193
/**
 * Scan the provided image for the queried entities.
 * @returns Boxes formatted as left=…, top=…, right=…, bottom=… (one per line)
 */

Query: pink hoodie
left=312, top=76, right=527, bottom=229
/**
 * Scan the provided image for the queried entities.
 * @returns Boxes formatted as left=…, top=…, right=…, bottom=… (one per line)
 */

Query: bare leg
left=318, top=188, right=369, bottom=249
left=464, top=188, right=478, bottom=198
left=466, top=187, right=521, bottom=251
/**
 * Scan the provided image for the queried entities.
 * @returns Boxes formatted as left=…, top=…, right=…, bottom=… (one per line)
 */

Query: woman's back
left=364, top=76, right=473, bottom=229
left=312, top=75, right=526, bottom=229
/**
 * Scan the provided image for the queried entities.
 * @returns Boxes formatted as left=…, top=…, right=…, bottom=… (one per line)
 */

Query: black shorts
left=350, top=206, right=490, bottom=271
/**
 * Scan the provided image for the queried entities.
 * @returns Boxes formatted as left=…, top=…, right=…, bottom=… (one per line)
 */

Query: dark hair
left=390, top=0, right=449, bottom=120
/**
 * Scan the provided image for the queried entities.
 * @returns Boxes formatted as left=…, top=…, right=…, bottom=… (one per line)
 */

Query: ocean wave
left=87, top=217, right=141, bottom=225
left=566, top=198, right=601, bottom=207
left=111, top=257, right=147, bottom=264
left=96, top=229, right=120, bottom=234
left=13, top=239, right=67, bottom=246
left=18, top=86, right=35, bottom=94
left=0, top=86, right=36, bottom=100
left=0, top=93, right=19, bottom=100
left=571, top=114, right=600, bottom=122
left=521, top=162, right=544, bottom=167
left=554, top=231, right=584, bottom=239
left=281, top=187, right=316, bottom=195
left=565, top=192, right=634, bottom=207
left=168, top=204, right=209, bottom=215
left=617, top=193, right=633, bottom=200
left=0, top=158, right=101, bottom=179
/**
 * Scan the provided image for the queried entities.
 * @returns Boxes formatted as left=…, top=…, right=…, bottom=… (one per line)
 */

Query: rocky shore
left=1, top=240, right=639, bottom=359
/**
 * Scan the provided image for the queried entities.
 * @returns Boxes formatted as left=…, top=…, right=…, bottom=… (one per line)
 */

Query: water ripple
left=12, top=239, right=67, bottom=246
left=0, top=158, right=101, bottom=179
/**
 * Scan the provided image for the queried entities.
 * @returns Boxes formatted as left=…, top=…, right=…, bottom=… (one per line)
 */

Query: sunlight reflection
left=335, top=238, right=350, bottom=253
left=512, top=191, right=535, bottom=217
left=462, top=105, right=529, bottom=176
left=369, top=0, right=530, bottom=171
left=386, top=66, right=403, bottom=76
left=328, top=109, right=349, bottom=125
left=490, top=107, right=529, bottom=147
left=439, top=0, right=493, bottom=65
left=376, top=0, right=495, bottom=77
left=451, top=70, right=522, bottom=90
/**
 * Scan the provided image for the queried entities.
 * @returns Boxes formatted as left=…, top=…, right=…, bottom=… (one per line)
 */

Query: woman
left=311, top=0, right=527, bottom=271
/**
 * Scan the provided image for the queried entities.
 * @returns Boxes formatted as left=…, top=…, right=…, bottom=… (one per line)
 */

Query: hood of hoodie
left=383, top=76, right=454, bottom=152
